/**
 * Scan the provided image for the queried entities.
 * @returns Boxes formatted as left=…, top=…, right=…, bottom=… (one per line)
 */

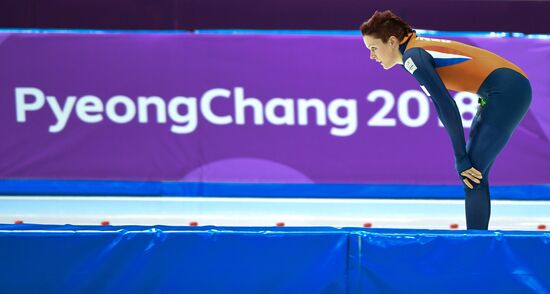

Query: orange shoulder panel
left=405, top=35, right=527, bottom=93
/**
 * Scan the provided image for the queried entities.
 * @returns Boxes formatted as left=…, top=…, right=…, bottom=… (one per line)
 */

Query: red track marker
left=276, top=222, right=285, bottom=227
left=189, top=221, right=199, bottom=226
left=14, top=220, right=24, bottom=224
left=538, top=224, right=546, bottom=230
left=363, top=222, right=372, bottom=228
left=450, top=223, right=459, bottom=229
left=100, top=220, right=110, bottom=226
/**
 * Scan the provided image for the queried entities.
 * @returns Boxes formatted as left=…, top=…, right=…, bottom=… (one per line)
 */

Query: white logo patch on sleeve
left=404, top=57, right=417, bottom=74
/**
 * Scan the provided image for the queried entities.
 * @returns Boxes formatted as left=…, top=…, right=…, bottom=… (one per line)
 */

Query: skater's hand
left=460, top=167, right=483, bottom=189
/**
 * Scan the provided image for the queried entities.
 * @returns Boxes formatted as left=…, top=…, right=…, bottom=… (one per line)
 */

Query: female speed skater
left=360, top=10, right=532, bottom=230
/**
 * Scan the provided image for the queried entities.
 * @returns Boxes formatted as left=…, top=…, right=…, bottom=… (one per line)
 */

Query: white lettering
left=168, top=97, right=197, bottom=134
left=105, top=95, right=136, bottom=124
left=15, top=86, right=471, bottom=137
left=297, top=98, right=327, bottom=126
left=367, top=89, right=396, bottom=127
left=76, top=95, right=104, bottom=123
left=234, top=87, right=264, bottom=125
left=265, top=98, right=294, bottom=125
left=397, top=90, right=429, bottom=128
left=15, top=87, right=45, bottom=122
left=201, top=88, right=232, bottom=125
left=328, top=99, right=357, bottom=137
left=47, top=95, right=76, bottom=133
left=138, top=96, right=167, bottom=123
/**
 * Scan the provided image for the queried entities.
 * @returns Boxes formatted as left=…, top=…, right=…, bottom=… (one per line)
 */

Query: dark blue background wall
left=1, top=0, right=549, bottom=34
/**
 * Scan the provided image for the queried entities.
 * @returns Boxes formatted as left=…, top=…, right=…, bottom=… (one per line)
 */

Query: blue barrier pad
left=0, top=225, right=349, bottom=294
left=1, top=179, right=550, bottom=200
left=350, top=229, right=550, bottom=293
left=1, top=225, right=549, bottom=293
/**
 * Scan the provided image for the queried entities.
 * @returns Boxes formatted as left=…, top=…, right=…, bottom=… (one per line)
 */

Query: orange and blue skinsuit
left=400, top=32, right=531, bottom=229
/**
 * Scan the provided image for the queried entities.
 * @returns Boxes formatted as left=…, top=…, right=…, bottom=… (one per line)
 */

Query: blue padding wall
left=2, top=180, right=550, bottom=200
left=1, top=225, right=549, bottom=293
left=351, top=230, right=550, bottom=293
left=0, top=225, right=349, bottom=293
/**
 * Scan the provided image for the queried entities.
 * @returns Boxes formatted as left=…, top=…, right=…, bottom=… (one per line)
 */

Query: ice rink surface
left=1, top=196, right=549, bottom=231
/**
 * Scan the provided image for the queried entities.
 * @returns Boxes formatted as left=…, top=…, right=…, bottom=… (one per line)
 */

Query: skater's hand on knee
left=460, top=167, right=483, bottom=189
left=462, top=178, right=474, bottom=189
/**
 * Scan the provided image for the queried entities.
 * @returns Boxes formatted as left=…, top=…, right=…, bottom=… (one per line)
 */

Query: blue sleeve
left=402, top=47, right=472, bottom=173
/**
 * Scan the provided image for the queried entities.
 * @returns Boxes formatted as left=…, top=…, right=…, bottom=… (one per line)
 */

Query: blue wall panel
left=2, top=180, right=550, bottom=200
left=1, top=225, right=549, bottom=293
left=0, top=225, right=348, bottom=294
left=353, top=229, right=550, bottom=293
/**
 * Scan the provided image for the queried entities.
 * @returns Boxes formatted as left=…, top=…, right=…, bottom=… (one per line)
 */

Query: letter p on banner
left=15, top=87, right=46, bottom=122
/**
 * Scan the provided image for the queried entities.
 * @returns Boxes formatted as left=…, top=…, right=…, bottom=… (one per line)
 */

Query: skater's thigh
left=466, top=117, right=510, bottom=177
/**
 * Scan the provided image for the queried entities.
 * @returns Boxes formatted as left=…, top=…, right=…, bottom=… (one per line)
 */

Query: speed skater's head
left=360, top=10, right=413, bottom=70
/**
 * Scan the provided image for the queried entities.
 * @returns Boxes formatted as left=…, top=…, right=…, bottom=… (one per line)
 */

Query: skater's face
left=362, top=35, right=403, bottom=70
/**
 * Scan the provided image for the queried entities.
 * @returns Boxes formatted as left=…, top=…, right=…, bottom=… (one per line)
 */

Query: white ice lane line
left=1, top=197, right=550, bottom=221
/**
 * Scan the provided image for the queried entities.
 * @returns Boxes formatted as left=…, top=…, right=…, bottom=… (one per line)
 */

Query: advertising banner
left=0, top=32, right=548, bottom=191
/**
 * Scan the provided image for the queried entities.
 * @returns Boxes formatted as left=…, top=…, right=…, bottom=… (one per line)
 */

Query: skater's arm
left=402, top=47, right=472, bottom=174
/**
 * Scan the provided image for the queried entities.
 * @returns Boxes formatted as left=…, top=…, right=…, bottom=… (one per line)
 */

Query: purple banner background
left=0, top=32, right=549, bottom=185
